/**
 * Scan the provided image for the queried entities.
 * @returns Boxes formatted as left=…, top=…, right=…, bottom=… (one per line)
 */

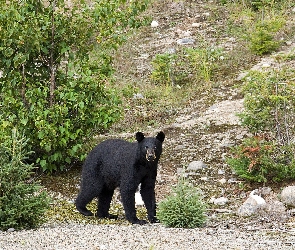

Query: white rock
left=177, top=38, right=195, bottom=45
left=213, top=197, right=229, bottom=206
left=286, top=41, right=292, bottom=46
left=183, top=30, right=192, bottom=37
left=209, top=197, right=216, bottom=203
left=187, top=161, right=207, bottom=171
left=237, top=191, right=266, bottom=216
left=262, top=63, right=271, bottom=68
left=139, top=53, right=149, bottom=59
left=281, top=186, right=295, bottom=207
left=166, top=48, right=176, bottom=54
left=151, top=20, right=159, bottom=28
left=177, top=168, right=185, bottom=175
left=249, top=190, right=266, bottom=205
left=219, top=178, right=227, bottom=184
left=237, top=71, right=249, bottom=81
left=192, top=22, right=201, bottom=28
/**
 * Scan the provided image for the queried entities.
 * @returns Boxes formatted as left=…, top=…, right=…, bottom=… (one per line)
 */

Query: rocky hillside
left=108, top=0, right=295, bottom=230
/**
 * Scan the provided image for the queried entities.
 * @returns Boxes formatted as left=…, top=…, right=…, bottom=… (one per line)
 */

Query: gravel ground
left=1, top=223, right=295, bottom=250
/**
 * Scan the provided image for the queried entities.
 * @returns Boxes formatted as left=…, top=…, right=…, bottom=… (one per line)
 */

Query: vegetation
left=227, top=69, right=295, bottom=183
left=150, top=47, right=226, bottom=87
left=0, top=0, right=149, bottom=172
left=157, top=180, right=207, bottom=228
left=1, top=0, right=294, bottom=227
left=0, top=129, right=50, bottom=230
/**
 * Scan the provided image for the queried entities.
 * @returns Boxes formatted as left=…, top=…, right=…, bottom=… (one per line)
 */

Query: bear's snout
left=146, top=148, right=156, bottom=162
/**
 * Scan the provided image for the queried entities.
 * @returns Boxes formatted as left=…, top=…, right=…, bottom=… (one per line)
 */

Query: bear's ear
left=136, top=132, right=145, bottom=142
left=156, top=131, right=165, bottom=142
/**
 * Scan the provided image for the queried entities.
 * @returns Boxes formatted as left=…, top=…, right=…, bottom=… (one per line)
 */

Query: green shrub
left=186, top=47, right=225, bottom=82
left=227, top=137, right=295, bottom=183
left=249, top=21, right=284, bottom=55
left=239, top=69, right=295, bottom=140
left=227, top=68, right=295, bottom=183
left=0, top=0, right=149, bottom=172
left=151, top=53, right=188, bottom=86
left=151, top=47, right=225, bottom=86
left=248, top=0, right=285, bottom=10
left=157, top=180, right=207, bottom=228
left=0, top=129, right=50, bottom=230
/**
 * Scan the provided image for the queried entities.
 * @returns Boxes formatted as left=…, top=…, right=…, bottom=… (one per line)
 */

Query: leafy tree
left=0, top=0, right=150, bottom=171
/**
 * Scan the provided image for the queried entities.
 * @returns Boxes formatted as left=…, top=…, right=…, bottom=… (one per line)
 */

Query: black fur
left=75, top=131, right=165, bottom=225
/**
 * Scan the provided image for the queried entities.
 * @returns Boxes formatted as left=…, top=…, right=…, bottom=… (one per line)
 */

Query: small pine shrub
left=227, top=137, right=295, bottom=183
left=157, top=180, right=207, bottom=228
left=249, top=24, right=281, bottom=55
left=249, top=0, right=285, bottom=10
left=0, top=129, right=50, bottom=230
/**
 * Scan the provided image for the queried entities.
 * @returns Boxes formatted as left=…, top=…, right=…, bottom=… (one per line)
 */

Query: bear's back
left=92, top=139, right=137, bottom=168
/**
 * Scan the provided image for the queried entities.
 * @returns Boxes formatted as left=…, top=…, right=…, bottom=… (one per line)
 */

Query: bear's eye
left=145, top=146, right=149, bottom=149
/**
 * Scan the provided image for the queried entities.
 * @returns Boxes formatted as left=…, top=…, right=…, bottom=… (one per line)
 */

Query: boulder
left=187, top=161, right=207, bottom=172
left=281, top=186, right=295, bottom=207
left=237, top=190, right=266, bottom=216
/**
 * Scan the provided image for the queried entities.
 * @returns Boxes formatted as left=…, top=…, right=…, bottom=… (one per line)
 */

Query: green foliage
left=227, top=137, right=295, bottom=183
left=0, top=0, right=149, bottom=172
left=239, top=69, right=295, bottom=140
left=151, top=47, right=225, bottom=86
left=222, top=0, right=288, bottom=10
left=186, top=47, right=225, bottom=82
left=0, top=129, right=50, bottom=230
left=227, top=68, right=295, bottom=183
left=248, top=20, right=284, bottom=55
left=151, top=52, right=188, bottom=86
left=157, top=180, right=207, bottom=228
left=248, top=0, right=284, bottom=10
left=225, top=1, right=288, bottom=56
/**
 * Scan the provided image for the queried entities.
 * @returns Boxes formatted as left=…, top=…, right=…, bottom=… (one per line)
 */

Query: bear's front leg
left=140, top=178, right=158, bottom=223
left=120, top=185, right=147, bottom=225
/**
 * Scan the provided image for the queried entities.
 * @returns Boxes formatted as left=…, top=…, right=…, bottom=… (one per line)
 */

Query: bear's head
left=136, top=131, right=165, bottom=162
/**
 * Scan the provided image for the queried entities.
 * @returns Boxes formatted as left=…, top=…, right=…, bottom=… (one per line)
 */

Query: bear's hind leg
left=76, top=180, right=103, bottom=216
left=97, top=186, right=118, bottom=219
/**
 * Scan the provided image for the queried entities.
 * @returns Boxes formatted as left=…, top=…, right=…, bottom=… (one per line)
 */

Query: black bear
left=75, top=131, right=165, bottom=225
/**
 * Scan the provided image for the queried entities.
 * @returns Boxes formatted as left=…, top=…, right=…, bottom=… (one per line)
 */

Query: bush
left=151, top=52, right=188, bottom=86
left=227, top=68, right=295, bottom=183
left=150, top=47, right=225, bottom=86
left=186, top=47, right=225, bottom=82
left=227, top=137, right=295, bottom=183
left=157, top=180, right=207, bottom=228
left=249, top=20, right=284, bottom=55
left=0, top=129, right=50, bottom=230
left=0, top=0, right=149, bottom=172
left=239, top=69, right=295, bottom=141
